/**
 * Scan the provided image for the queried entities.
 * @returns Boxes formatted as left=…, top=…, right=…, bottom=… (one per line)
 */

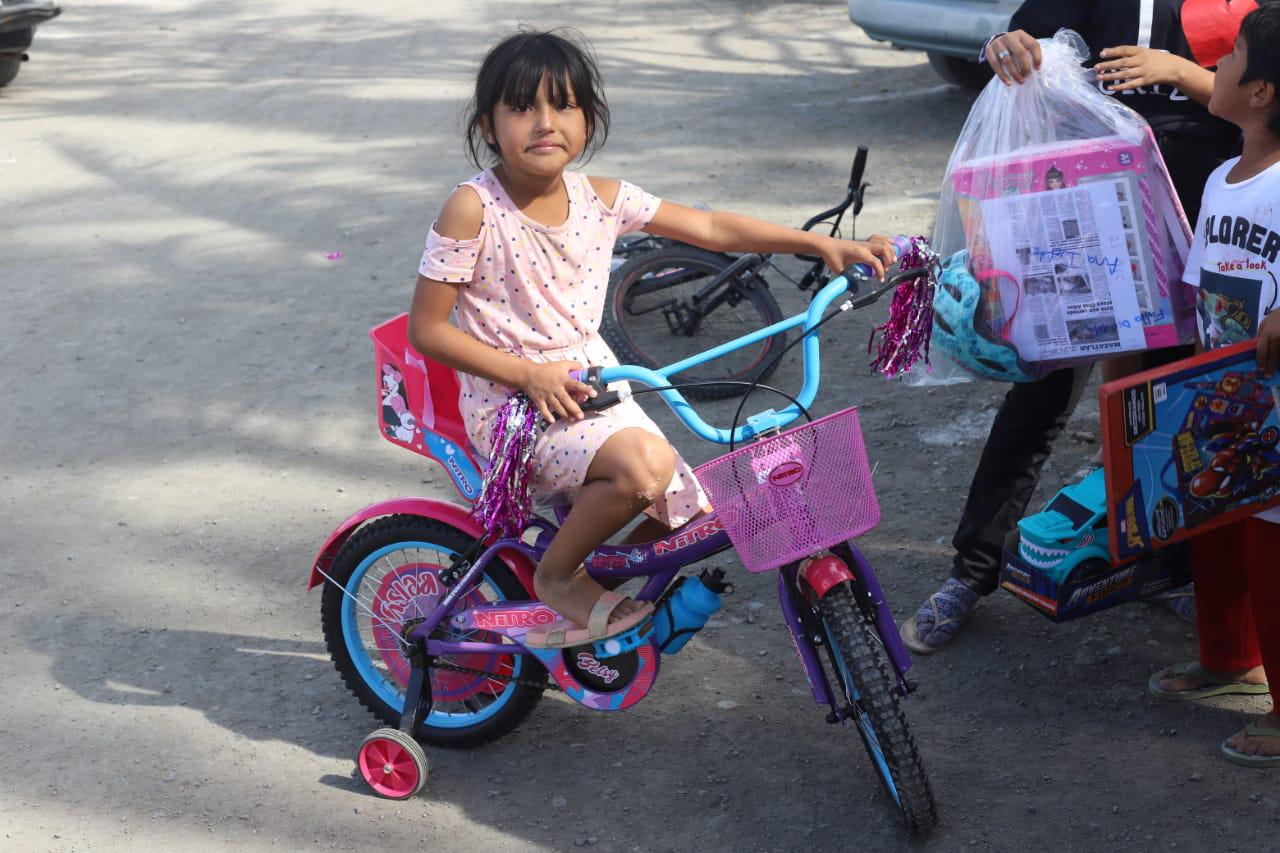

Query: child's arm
left=1095, top=47, right=1214, bottom=106
left=639, top=198, right=897, bottom=280
left=408, top=189, right=595, bottom=424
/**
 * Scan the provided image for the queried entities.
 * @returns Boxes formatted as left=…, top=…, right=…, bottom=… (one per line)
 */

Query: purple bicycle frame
left=407, top=506, right=913, bottom=705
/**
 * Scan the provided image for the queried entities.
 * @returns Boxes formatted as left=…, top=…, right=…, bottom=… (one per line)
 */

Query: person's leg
left=535, top=428, right=675, bottom=628
left=1153, top=521, right=1265, bottom=694
left=1223, top=519, right=1280, bottom=760
left=901, top=364, right=1092, bottom=654
left=948, top=364, right=1093, bottom=593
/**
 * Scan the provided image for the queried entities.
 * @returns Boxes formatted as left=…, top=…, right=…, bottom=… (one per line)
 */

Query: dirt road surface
left=4, top=1, right=1276, bottom=849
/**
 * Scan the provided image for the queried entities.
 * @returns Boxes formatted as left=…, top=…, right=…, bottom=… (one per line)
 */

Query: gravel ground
left=3, top=0, right=1276, bottom=850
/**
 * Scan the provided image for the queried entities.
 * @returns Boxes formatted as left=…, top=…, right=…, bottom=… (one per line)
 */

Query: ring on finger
left=996, top=49, right=1012, bottom=60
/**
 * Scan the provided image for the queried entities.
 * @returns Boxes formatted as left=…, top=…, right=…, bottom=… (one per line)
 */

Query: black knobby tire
left=0, top=55, right=21, bottom=89
left=320, top=514, right=545, bottom=748
left=601, top=245, right=785, bottom=400
left=818, top=583, right=939, bottom=837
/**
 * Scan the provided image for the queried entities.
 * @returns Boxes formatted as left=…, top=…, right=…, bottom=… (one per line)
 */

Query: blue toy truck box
left=999, top=468, right=1190, bottom=622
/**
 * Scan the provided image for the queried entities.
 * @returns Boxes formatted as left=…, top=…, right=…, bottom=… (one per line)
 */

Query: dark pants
left=950, top=365, right=1092, bottom=593
left=949, top=128, right=1237, bottom=594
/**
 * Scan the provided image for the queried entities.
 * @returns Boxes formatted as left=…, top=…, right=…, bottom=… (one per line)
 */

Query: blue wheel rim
left=824, top=623, right=901, bottom=806
left=341, top=540, right=522, bottom=730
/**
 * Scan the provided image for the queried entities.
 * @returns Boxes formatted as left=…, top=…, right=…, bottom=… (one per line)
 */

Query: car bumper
left=848, top=0, right=1015, bottom=58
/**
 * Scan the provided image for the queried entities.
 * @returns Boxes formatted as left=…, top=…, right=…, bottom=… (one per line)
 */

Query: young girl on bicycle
left=408, top=28, right=896, bottom=647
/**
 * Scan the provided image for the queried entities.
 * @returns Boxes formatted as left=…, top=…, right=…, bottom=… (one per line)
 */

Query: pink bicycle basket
left=694, top=406, right=880, bottom=573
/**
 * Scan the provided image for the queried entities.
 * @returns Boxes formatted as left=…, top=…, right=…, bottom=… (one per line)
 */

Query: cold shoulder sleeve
left=612, top=180, right=662, bottom=235
left=418, top=224, right=482, bottom=284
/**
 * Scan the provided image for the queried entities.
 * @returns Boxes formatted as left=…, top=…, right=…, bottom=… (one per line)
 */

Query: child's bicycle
left=309, top=244, right=939, bottom=836
left=602, top=146, right=874, bottom=399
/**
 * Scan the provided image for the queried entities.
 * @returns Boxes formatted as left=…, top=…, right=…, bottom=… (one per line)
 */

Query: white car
left=848, top=0, right=1020, bottom=89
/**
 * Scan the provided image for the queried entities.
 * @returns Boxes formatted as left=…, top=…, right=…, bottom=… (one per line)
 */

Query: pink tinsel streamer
left=867, top=235, right=939, bottom=378
left=471, top=394, right=541, bottom=538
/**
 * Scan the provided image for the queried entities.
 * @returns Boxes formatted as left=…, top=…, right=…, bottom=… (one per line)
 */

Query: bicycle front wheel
left=601, top=246, right=785, bottom=400
left=819, top=582, right=938, bottom=837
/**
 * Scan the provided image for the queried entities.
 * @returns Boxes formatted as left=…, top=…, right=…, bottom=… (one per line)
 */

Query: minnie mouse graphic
left=381, top=363, right=416, bottom=443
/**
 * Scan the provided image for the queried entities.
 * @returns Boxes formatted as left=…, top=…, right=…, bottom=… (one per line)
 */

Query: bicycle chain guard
left=528, top=624, right=662, bottom=711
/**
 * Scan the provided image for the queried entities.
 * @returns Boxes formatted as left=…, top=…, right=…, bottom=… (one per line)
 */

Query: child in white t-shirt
left=1148, top=4, right=1280, bottom=769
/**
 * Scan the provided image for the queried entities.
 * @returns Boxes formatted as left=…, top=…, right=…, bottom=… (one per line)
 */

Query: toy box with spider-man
left=1100, top=340, right=1280, bottom=562
left=995, top=339, right=1280, bottom=623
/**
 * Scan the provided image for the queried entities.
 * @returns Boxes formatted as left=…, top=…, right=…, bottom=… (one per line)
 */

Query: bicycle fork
left=777, top=551, right=915, bottom=722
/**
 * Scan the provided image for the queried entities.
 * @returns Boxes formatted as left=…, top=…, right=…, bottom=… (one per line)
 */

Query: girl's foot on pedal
left=899, top=578, right=980, bottom=655
left=533, top=568, right=647, bottom=630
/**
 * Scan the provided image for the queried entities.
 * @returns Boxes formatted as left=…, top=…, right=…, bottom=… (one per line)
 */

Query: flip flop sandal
left=899, top=578, right=979, bottom=655
left=1147, top=661, right=1271, bottom=701
left=524, top=590, right=654, bottom=650
left=1221, top=721, right=1280, bottom=768
left=1148, top=584, right=1196, bottom=625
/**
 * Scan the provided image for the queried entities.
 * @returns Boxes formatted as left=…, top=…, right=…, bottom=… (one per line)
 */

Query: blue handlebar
left=589, top=235, right=914, bottom=445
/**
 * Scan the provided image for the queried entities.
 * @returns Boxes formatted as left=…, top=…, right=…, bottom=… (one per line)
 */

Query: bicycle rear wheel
left=601, top=246, right=785, bottom=400
left=818, top=582, right=938, bottom=837
left=320, top=515, right=545, bottom=748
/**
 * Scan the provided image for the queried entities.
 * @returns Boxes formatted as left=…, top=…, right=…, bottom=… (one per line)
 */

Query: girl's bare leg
left=622, top=516, right=674, bottom=545
left=534, top=428, right=676, bottom=628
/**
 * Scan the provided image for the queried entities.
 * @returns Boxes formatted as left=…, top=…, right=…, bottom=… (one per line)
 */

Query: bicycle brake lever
left=846, top=263, right=937, bottom=310
left=572, top=366, right=625, bottom=414
left=839, top=263, right=867, bottom=294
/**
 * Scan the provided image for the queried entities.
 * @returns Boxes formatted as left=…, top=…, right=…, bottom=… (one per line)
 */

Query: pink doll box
left=950, top=133, right=1194, bottom=356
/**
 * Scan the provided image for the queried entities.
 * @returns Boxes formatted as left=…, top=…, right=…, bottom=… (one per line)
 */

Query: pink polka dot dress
left=418, top=169, right=709, bottom=529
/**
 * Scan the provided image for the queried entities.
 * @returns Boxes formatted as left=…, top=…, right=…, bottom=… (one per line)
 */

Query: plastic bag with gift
left=927, top=29, right=1196, bottom=384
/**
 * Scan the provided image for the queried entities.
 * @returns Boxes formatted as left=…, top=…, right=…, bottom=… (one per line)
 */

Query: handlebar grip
left=573, top=365, right=626, bottom=415
left=850, top=234, right=913, bottom=280
left=849, top=146, right=868, bottom=192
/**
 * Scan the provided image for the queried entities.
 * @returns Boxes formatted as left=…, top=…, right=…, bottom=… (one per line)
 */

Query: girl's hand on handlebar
left=820, top=235, right=897, bottom=281
left=986, top=29, right=1042, bottom=85
left=521, top=361, right=596, bottom=423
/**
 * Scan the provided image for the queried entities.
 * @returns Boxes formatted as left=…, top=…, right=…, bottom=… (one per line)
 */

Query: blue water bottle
left=654, top=568, right=730, bottom=654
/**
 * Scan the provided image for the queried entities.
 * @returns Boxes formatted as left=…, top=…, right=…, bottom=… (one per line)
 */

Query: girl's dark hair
left=1240, top=4, right=1280, bottom=135
left=464, top=28, right=610, bottom=168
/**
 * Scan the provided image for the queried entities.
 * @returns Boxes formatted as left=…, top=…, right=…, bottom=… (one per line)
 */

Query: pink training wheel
left=357, top=728, right=429, bottom=800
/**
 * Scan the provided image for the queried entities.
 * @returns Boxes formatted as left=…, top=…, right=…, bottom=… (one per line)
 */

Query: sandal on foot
left=1147, top=661, right=1270, bottom=701
left=524, top=590, right=653, bottom=650
left=1221, top=721, right=1280, bottom=768
left=899, top=578, right=980, bottom=655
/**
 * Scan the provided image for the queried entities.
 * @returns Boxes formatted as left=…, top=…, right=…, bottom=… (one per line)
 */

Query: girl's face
left=487, top=76, right=588, bottom=178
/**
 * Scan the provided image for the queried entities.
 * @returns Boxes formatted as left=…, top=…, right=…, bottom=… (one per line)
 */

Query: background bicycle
left=603, top=146, right=874, bottom=399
